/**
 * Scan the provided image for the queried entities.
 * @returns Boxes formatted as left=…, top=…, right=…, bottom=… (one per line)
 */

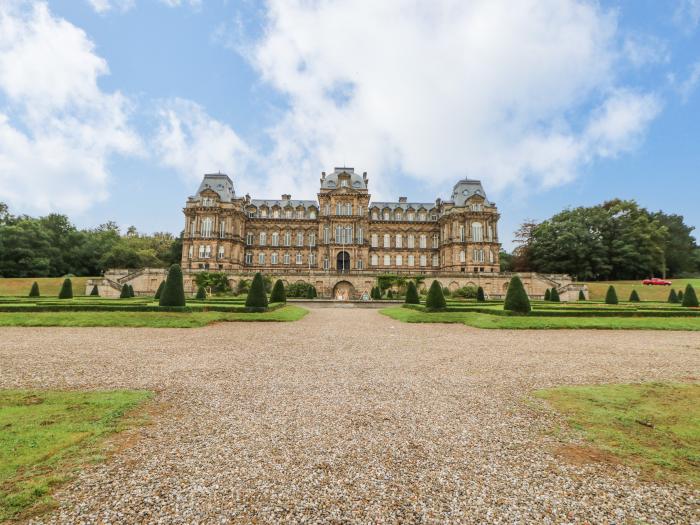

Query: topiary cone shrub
left=90, top=285, right=99, bottom=296
left=311, top=285, right=317, bottom=298
left=305, top=285, right=315, bottom=299
left=544, top=289, right=551, bottom=301
left=678, top=290, right=684, bottom=302
left=629, top=290, right=640, bottom=302
left=29, top=282, right=40, bottom=297
left=682, top=284, right=699, bottom=307
left=387, top=289, right=394, bottom=299
left=159, top=264, right=186, bottom=307
left=578, top=290, right=586, bottom=301
left=120, top=284, right=130, bottom=299
left=245, top=272, right=268, bottom=311
left=405, top=281, right=420, bottom=304
left=270, top=279, right=286, bottom=303
left=605, top=285, right=618, bottom=305
left=550, top=288, right=560, bottom=302
left=58, top=278, right=73, bottom=299
left=128, top=284, right=135, bottom=297
left=503, top=276, right=531, bottom=314
left=668, top=289, right=678, bottom=303
left=476, top=286, right=486, bottom=302
left=425, top=280, right=446, bottom=311
left=154, top=281, right=165, bottom=300
left=195, top=286, right=207, bottom=300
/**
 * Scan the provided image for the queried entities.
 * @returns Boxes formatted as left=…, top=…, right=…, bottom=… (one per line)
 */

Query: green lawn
left=0, top=277, right=97, bottom=297
left=535, top=383, right=700, bottom=486
left=380, top=306, right=700, bottom=330
left=0, top=390, right=152, bottom=521
left=0, top=305, right=308, bottom=327
left=585, top=278, right=700, bottom=302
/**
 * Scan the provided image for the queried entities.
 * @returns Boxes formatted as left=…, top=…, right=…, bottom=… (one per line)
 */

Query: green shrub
left=454, top=285, right=478, bottom=299
left=678, top=290, right=684, bottom=302
left=682, top=284, right=699, bottom=307
left=578, top=290, right=586, bottom=301
left=311, top=285, right=317, bottom=298
left=90, top=285, right=99, bottom=296
left=28, top=282, right=40, bottom=298
left=58, top=278, right=73, bottom=299
left=245, top=272, right=268, bottom=310
left=236, top=279, right=251, bottom=295
left=128, top=284, right=135, bottom=298
left=287, top=281, right=312, bottom=298
left=371, top=286, right=381, bottom=300
left=159, top=264, right=186, bottom=307
left=544, top=289, right=551, bottom=301
left=195, top=286, right=207, bottom=300
left=387, top=289, right=394, bottom=299
left=668, top=289, right=678, bottom=303
left=476, top=286, right=486, bottom=302
left=120, top=284, right=130, bottom=299
left=270, top=279, right=286, bottom=303
left=305, top=285, right=316, bottom=299
left=154, top=281, right=165, bottom=299
left=442, top=287, right=451, bottom=298
left=405, top=281, right=420, bottom=304
left=550, top=288, right=560, bottom=302
left=194, top=272, right=231, bottom=294
left=605, top=285, right=618, bottom=305
left=425, top=280, right=446, bottom=311
left=629, top=290, right=640, bottom=302
left=503, top=276, right=531, bottom=314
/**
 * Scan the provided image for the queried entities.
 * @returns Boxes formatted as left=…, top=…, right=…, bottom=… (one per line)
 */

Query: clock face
left=462, top=189, right=469, bottom=196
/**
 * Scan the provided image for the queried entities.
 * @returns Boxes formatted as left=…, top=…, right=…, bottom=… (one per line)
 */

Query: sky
left=0, top=0, right=699, bottom=248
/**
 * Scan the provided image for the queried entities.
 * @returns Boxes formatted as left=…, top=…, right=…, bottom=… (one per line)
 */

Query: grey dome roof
left=320, top=167, right=367, bottom=190
left=193, top=173, right=235, bottom=202
left=449, top=179, right=492, bottom=207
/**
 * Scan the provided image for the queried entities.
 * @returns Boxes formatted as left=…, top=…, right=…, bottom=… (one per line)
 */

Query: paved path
left=1, top=308, right=699, bottom=524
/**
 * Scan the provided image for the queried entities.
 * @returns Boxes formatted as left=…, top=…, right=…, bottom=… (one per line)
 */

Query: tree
left=120, top=284, right=130, bottom=299
left=425, top=280, right=446, bottom=311
left=578, top=290, right=586, bottom=301
left=194, top=272, right=231, bottom=294
left=504, top=276, right=531, bottom=314
left=159, top=264, right=186, bottom=307
left=512, top=219, right=538, bottom=271
left=476, top=286, right=486, bottom=302
left=668, top=289, right=678, bottom=303
left=454, top=285, right=478, bottom=299
left=550, top=288, right=560, bottom=302
left=544, top=289, right=551, bottom=301
left=442, top=287, right=451, bottom=298
left=270, top=279, right=286, bottom=303
left=58, top=278, right=73, bottom=299
left=405, top=281, right=420, bottom=304
left=499, top=251, right=514, bottom=272
left=605, top=285, right=618, bottom=305
left=245, top=272, right=268, bottom=310
left=154, top=281, right=165, bottom=299
left=90, top=285, right=99, bottom=296
left=629, top=290, right=640, bottom=302
left=29, top=281, right=40, bottom=297
left=681, top=284, right=698, bottom=307
left=195, top=286, right=207, bottom=300
left=652, top=212, right=697, bottom=276
left=236, top=279, right=251, bottom=295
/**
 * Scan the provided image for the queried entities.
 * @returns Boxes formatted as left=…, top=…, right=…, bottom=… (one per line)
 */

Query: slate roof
left=320, top=167, right=367, bottom=190
left=448, top=179, right=493, bottom=206
left=250, top=199, right=318, bottom=210
left=369, top=202, right=436, bottom=211
left=192, top=173, right=235, bottom=202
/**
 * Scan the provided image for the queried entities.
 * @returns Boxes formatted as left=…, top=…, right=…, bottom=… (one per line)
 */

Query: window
left=273, top=209, right=280, bottom=218
left=432, top=234, right=439, bottom=249
left=396, top=255, right=403, bottom=266
left=285, top=209, right=293, bottom=219
left=357, top=228, right=364, bottom=244
left=395, top=234, right=402, bottom=248
left=383, top=255, right=391, bottom=266
left=408, top=212, right=415, bottom=221
left=245, top=252, right=253, bottom=265
left=383, top=234, right=390, bottom=248
left=309, top=252, right=316, bottom=266
left=297, top=210, right=304, bottom=219
left=473, top=248, right=485, bottom=263
left=271, top=253, right=278, bottom=265
left=296, top=253, right=303, bottom=265
left=272, top=232, right=279, bottom=246
left=324, top=204, right=330, bottom=216
left=323, top=227, right=330, bottom=244
left=258, top=253, right=265, bottom=265
left=357, top=259, right=364, bottom=270
left=309, top=232, right=316, bottom=247
left=489, top=250, right=494, bottom=263
left=488, top=225, right=493, bottom=241
left=284, top=231, right=291, bottom=246
left=371, top=254, right=378, bottom=266
left=471, top=203, right=483, bottom=212
left=323, top=257, right=329, bottom=270
left=248, top=210, right=257, bottom=218
left=341, top=179, right=348, bottom=187
left=201, top=217, right=213, bottom=237
left=284, top=253, right=290, bottom=265
left=460, top=225, right=465, bottom=242
left=418, top=211, right=426, bottom=221
left=395, top=210, right=402, bottom=220
left=296, top=231, right=304, bottom=247
left=408, top=254, right=415, bottom=267
left=432, top=254, right=439, bottom=266
left=259, top=232, right=266, bottom=246
left=372, top=210, right=378, bottom=220
left=383, top=210, right=390, bottom=220
left=371, top=234, right=378, bottom=248
left=260, top=208, right=268, bottom=218
left=336, top=203, right=342, bottom=216
left=309, top=210, right=317, bottom=219
left=419, top=234, right=427, bottom=249
left=407, top=235, right=415, bottom=248
left=199, top=245, right=205, bottom=258
left=190, top=221, right=196, bottom=237
left=218, top=246, right=224, bottom=259
left=420, top=254, right=427, bottom=267
left=188, top=245, right=193, bottom=258
left=219, top=221, right=225, bottom=237
left=246, top=233, right=254, bottom=245
left=472, top=222, right=483, bottom=242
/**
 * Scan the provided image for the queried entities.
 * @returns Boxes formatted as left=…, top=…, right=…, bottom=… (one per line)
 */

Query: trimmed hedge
left=605, top=285, right=618, bottom=305
left=195, top=286, right=207, bottom=300
left=668, top=289, right=679, bottom=303
left=405, top=281, right=420, bottom=304
left=578, top=290, right=586, bottom=301
left=425, top=280, right=446, bottom=311
left=550, top=288, right=561, bottom=302
left=120, top=284, right=130, bottom=299
left=128, top=284, right=135, bottom=298
left=544, top=289, right=551, bottom=301
left=29, top=282, right=40, bottom=298
left=504, top=276, right=531, bottom=314
left=682, top=284, right=699, bottom=308
left=58, top=279, right=73, bottom=299
left=160, top=264, right=186, bottom=307
left=245, top=272, right=268, bottom=310
left=154, top=281, right=165, bottom=300
left=476, top=286, right=486, bottom=302
left=270, top=279, right=286, bottom=303
left=90, top=285, right=99, bottom=296
left=629, top=290, right=640, bottom=302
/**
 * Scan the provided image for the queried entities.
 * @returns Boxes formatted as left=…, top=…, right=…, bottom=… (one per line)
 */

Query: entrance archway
left=336, top=251, right=350, bottom=273
left=333, top=280, right=355, bottom=301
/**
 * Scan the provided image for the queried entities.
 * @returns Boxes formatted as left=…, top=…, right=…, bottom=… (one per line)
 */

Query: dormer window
left=285, top=209, right=293, bottom=219
left=341, top=180, right=348, bottom=188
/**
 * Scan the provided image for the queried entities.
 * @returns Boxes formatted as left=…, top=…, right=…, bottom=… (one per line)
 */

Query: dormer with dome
left=320, top=167, right=368, bottom=192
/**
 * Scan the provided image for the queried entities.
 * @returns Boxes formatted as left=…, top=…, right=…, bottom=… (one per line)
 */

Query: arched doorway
left=333, top=281, right=355, bottom=301
left=336, top=251, right=350, bottom=273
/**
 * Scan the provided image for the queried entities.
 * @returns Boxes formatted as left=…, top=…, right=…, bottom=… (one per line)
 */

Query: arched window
left=271, top=232, right=279, bottom=246
left=471, top=222, right=483, bottom=242
left=259, top=231, right=267, bottom=246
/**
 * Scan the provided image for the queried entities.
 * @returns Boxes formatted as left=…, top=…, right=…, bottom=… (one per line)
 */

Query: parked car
left=642, top=278, right=672, bottom=286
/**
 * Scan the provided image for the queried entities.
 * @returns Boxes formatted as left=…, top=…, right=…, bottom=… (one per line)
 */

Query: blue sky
left=0, top=0, right=699, bottom=248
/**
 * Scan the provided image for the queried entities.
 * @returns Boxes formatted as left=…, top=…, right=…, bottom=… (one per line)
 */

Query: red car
left=642, top=278, right=672, bottom=286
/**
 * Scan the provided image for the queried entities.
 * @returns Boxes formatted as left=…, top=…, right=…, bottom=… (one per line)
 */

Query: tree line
left=0, top=203, right=182, bottom=277
left=500, top=199, right=700, bottom=280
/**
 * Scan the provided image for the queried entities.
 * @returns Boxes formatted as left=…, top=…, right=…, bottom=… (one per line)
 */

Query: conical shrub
left=678, top=290, right=684, bottom=302
left=550, top=288, right=560, bottom=302
left=58, top=278, right=73, bottom=299
left=154, top=281, right=165, bottom=299
left=668, top=289, right=678, bottom=303
left=544, top=289, right=551, bottom=301
left=578, top=290, right=586, bottom=301
left=405, top=281, right=420, bottom=304
left=195, top=286, right=207, bottom=300
left=245, top=272, right=268, bottom=310
left=128, top=284, right=135, bottom=297
left=682, top=284, right=699, bottom=307
left=425, top=280, right=446, bottom=311
left=476, top=286, right=486, bottom=302
left=120, top=284, right=130, bottom=299
left=504, top=276, right=531, bottom=314
left=159, top=264, right=186, bottom=307
left=305, top=285, right=315, bottom=299
left=270, top=279, right=286, bottom=303
left=29, top=282, right=40, bottom=297
left=387, top=289, right=394, bottom=299
left=90, top=285, right=99, bottom=296
left=605, top=285, right=618, bottom=305
left=629, top=290, right=640, bottom=302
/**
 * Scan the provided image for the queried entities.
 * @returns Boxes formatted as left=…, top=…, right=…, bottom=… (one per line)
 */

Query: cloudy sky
left=1, top=0, right=698, bottom=246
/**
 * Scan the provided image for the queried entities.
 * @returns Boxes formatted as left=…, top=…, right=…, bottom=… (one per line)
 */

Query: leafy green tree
left=544, top=288, right=551, bottom=301
left=476, top=286, right=486, bottom=302
left=681, top=284, right=698, bottom=307
left=405, top=281, right=420, bottom=304
left=194, top=272, right=231, bottom=294
left=29, top=282, right=40, bottom=297
left=652, top=212, right=698, bottom=276
left=154, top=281, right=165, bottom=299
left=236, top=279, right=251, bottom=295
left=159, top=264, right=186, bottom=307
left=58, top=278, right=73, bottom=299
left=245, top=272, right=268, bottom=310
left=270, top=279, right=286, bottom=303
left=605, top=285, right=618, bottom=305
left=504, top=276, right=531, bottom=314
left=578, top=290, right=586, bottom=301
left=425, top=280, right=446, bottom=311
left=453, top=285, right=478, bottom=299
left=195, top=286, right=207, bottom=300
left=629, top=290, right=640, bottom=302
left=120, top=284, right=130, bottom=299
left=668, top=289, right=679, bottom=303
left=287, top=281, right=312, bottom=298
left=550, top=288, right=560, bottom=302
left=90, top=285, right=99, bottom=296
left=499, top=251, right=514, bottom=272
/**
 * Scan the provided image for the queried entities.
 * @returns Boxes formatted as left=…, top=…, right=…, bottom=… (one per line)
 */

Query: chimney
left=282, top=194, right=291, bottom=201
left=363, top=171, right=367, bottom=179
left=399, top=196, right=407, bottom=203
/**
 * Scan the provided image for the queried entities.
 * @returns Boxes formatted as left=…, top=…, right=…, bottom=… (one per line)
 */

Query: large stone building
left=182, top=167, right=501, bottom=275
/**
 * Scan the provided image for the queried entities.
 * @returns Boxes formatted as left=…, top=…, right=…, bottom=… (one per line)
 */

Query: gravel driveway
left=1, top=307, right=699, bottom=524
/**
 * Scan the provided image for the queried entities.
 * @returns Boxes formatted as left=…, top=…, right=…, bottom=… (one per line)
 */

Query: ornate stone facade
left=182, top=167, right=501, bottom=274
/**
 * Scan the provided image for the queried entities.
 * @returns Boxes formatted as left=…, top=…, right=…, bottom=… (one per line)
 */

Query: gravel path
left=1, top=308, right=699, bottom=524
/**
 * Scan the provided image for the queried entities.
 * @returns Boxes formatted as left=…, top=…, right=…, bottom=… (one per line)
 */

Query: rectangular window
left=371, top=254, right=378, bottom=266
left=408, top=254, right=415, bottom=266
left=309, top=252, right=316, bottom=266
left=190, top=221, right=196, bottom=237
left=188, top=245, right=193, bottom=258
left=309, top=232, right=316, bottom=247
left=297, top=210, right=304, bottom=219
left=198, top=245, right=205, bottom=258
left=284, top=231, right=291, bottom=246
left=285, top=209, right=292, bottom=219
left=220, top=222, right=225, bottom=237
left=296, top=253, right=303, bottom=265
left=357, top=259, right=364, bottom=270
left=407, top=235, right=415, bottom=248
left=419, top=235, right=427, bottom=249
left=357, top=228, right=364, bottom=244
left=433, top=234, right=439, bottom=249
left=205, top=245, right=211, bottom=258
left=383, top=234, right=390, bottom=248
left=395, top=234, right=402, bottom=248
left=372, top=211, right=378, bottom=220
left=324, top=204, right=330, bottom=216
left=460, top=225, right=465, bottom=243
left=323, top=227, right=330, bottom=244
left=246, top=233, right=254, bottom=245
left=420, top=254, right=427, bottom=267
left=432, top=254, right=439, bottom=267
left=460, top=250, right=466, bottom=263
left=383, top=255, right=391, bottom=266
left=272, top=232, right=279, bottom=246
left=296, top=231, right=304, bottom=246
left=258, top=253, right=265, bottom=265
left=284, top=253, right=290, bottom=265
left=271, top=253, right=278, bottom=265
left=218, top=246, right=224, bottom=259
left=383, top=211, right=390, bottom=220
left=323, top=257, right=329, bottom=270
left=245, top=252, right=252, bottom=265
left=371, top=234, right=378, bottom=247
left=259, top=232, right=266, bottom=246
left=273, top=209, right=280, bottom=218
left=408, top=212, right=414, bottom=222
left=396, top=255, right=403, bottom=266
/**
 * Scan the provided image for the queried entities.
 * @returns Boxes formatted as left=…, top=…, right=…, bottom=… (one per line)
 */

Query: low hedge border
left=0, top=302, right=286, bottom=314
left=401, top=304, right=700, bottom=318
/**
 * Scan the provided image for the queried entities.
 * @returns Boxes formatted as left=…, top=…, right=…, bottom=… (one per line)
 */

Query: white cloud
left=0, top=1, right=141, bottom=214
left=623, top=34, right=670, bottom=68
left=153, top=98, right=257, bottom=191
left=674, top=0, right=700, bottom=33
left=85, top=0, right=199, bottom=14
left=675, top=61, right=700, bottom=101
left=235, top=0, right=662, bottom=200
